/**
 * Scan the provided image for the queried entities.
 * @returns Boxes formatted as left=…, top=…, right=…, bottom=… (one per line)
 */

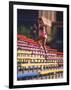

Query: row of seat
left=17, top=70, right=63, bottom=80
left=17, top=59, right=63, bottom=63
left=17, top=35, right=63, bottom=80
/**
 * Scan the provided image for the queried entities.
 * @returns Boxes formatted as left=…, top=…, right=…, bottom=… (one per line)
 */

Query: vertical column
left=51, top=11, right=56, bottom=22
left=38, top=10, right=43, bottom=18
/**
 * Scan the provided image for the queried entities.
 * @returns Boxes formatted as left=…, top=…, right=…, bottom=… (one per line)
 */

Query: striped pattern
left=17, top=35, right=63, bottom=80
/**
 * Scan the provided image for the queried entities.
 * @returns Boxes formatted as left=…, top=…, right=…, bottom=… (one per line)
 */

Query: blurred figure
left=37, top=18, right=48, bottom=48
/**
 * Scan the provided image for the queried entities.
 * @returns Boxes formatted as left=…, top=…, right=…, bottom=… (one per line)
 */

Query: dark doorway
left=49, top=27, right=63, bottom=52
left=56, top=11, right=63, bottom=21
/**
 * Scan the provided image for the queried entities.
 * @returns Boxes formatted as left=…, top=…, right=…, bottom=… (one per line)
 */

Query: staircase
left=17, top=35, right=63, bottom=80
